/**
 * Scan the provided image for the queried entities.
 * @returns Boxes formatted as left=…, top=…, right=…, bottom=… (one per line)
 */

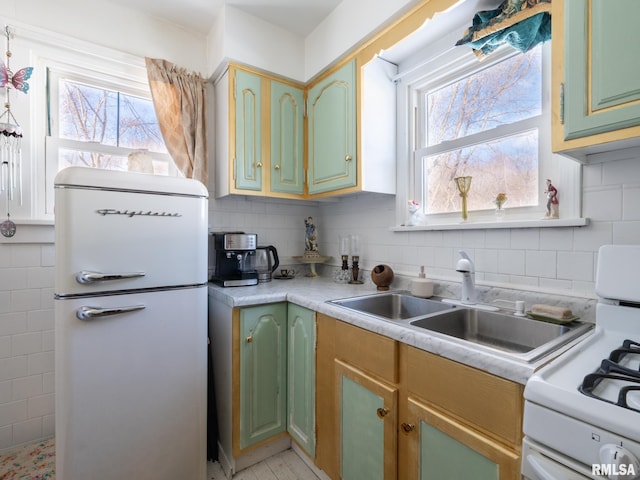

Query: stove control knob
left=599, top=444, right=640, bottom=479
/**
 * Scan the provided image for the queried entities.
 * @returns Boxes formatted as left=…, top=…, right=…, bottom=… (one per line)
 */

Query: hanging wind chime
left=0, top=25, right=32, bottom=238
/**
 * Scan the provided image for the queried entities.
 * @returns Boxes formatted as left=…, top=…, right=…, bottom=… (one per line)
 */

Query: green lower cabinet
left=420, top=422, right=498, bottom=480
left=341, top=376, right=384, bottom=480
left=406, top=396, right=518, bottom=480
left=336, top=359, right=397, bottom=480
left=239, top=303, right=288, bottom=450
left=238, top=303, right=316, bottom=457
left=287, top=304, right=316, bottom=457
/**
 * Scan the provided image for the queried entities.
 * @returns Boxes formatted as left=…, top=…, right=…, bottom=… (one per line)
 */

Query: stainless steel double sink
left=328, top=291, right=593, bottom=363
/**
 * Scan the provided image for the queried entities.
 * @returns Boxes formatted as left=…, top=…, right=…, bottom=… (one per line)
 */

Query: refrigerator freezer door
left=54, top=287, right=207, bottom=480
left=54, top=168, right=208, bottom=296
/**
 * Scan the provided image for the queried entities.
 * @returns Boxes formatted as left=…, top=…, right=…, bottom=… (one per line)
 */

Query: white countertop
left=208, top=276, right=591, bottom=385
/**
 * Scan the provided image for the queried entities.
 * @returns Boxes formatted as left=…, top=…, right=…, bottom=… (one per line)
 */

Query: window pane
left=426, top=47, right=541, bottom=146
left=60, top=80, right=118, bottom=145
left=59, top=148, right=128, bottom=171
left=59, top=80, right=167, bottom=153
left=59, top=148, right=170, bottom=175
left=119, top=93, right=167, bottom=153
left=423, top=130, right=539, bottom=214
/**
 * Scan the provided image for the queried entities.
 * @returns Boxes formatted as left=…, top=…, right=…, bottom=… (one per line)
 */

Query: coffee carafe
left=209, top=232, right=259, bottom=287
left=252, top=245, right=279, bottom=282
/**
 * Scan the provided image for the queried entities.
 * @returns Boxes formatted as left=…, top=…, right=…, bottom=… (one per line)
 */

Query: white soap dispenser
left=410, top=266, right=433, bottom=298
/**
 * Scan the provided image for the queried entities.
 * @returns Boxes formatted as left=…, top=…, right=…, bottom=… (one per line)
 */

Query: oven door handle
left=527, top=454, right=560, bottom=480
left=525, top=452, right=595, bottom=480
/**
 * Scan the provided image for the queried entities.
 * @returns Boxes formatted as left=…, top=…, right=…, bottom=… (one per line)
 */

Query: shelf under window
left=392, top=217, right=589, bottom=231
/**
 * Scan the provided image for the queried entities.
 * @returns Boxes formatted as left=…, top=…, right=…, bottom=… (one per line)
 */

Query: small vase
left=494, top=200, right=506, bottom=221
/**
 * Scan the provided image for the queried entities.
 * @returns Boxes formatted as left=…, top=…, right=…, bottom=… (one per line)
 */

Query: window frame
left=43, top=64, right=175, bottom=215
left=394, top=38, right=583, bottom=229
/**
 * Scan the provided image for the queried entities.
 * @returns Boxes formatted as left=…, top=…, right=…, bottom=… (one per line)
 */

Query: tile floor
left=208, top=449, right=321, bottom=480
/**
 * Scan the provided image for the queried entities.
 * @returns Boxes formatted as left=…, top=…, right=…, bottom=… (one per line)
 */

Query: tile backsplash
left=0, top=152, right=638, bottom=450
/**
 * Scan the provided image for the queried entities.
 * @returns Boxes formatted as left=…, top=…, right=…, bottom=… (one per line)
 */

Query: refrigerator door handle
left=76, top=270, right=146, bottom=284
left=76, top=305, right=146, bottom=320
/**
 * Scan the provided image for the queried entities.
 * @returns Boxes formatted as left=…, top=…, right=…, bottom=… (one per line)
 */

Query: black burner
left=578, top=339, right=640, bottom=412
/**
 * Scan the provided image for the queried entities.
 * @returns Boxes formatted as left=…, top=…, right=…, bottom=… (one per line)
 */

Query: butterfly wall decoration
left=0, top=60, right=33, bottom=94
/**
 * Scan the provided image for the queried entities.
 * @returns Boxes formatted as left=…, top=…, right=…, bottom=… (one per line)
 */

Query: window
left=44, top=65, right=177, bottom=214
left=420, top=47, right=541, bottom=214
left=396, top=35, right=581, bottom=228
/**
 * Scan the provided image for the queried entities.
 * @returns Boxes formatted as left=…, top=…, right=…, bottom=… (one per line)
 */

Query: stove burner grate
left=578, top=339, right=640, bottom=412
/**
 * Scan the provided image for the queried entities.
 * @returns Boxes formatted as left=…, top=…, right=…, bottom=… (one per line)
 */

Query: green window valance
left=456, top=0, right=551, bottom=58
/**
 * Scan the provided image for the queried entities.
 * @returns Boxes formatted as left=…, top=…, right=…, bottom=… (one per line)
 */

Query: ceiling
left=106, top=0, right=344, bottom=36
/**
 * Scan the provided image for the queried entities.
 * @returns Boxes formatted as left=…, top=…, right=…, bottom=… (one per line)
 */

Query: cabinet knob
left=274, top=164, right=281, bottom=170
left=246, top=335, right=253, bottom=343
left=401, top=423, right=415, bottom=433
left=345, top=155, right=352, bottom=162
left=376, top=407, right=389, bottom=419
left=256, top=162, right=263, bottom=168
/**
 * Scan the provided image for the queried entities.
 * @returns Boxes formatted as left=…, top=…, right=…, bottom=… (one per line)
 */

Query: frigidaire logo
left=96, top=209, right=182, bottom=218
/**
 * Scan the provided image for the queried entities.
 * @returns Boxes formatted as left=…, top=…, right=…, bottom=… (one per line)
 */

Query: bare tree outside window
left=420, top=46, right=542, bottom=215
left=58, top=79, right=167, bottom=171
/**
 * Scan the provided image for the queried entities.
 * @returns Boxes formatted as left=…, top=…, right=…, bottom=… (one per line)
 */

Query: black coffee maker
left=209, top=232, right=259, bottom=287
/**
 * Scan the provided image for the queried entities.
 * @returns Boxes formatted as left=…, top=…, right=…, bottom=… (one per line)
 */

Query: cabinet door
left=287, top=304, right=316, bottom=457
left=234, top=69, right=264, bottom=191
left=239, top=303, right=287, bottom=450
left=563, top=0, right=640, bottom=140
left=271, top=80, right=305, bottom=195
left=307, top=60, right=357, bottom=195
left=336, top=359, right=397, bottom=480
left=405, top=397, right=520, bottom=480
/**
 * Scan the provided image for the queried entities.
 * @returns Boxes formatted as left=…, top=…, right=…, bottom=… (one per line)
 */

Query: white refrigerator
left=53, top=167, right=208, bottom=480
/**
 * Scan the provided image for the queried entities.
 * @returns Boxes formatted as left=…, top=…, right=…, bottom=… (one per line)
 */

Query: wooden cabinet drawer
left=406, top=346, right=523, bottom=446
left=335, top=321, right=398, bottom=383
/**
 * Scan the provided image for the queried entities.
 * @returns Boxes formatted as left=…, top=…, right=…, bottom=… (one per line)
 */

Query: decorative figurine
left=304, top=216, right=318, bottom=253
left=544, top=179, right=559, bottom=219
left=295, top=216, right=330, bottom=277
left=407, top=200, right=424, bottom=226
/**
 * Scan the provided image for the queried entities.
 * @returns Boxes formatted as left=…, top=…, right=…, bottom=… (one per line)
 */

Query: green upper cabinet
left=239, top=303, right=287, bottom=450
left=271, top=80, right=305, bottom=195
left=234, top=69, right=263, bottom=191
left=307, top=60, right=357, bottom=195
left=563, top=0, right=640, bottom=140
left=554, top=0, right=640, bottom=158
left=286, top=304, right=316, bottom=457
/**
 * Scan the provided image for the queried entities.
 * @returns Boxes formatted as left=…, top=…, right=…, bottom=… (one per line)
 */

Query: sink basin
left=409, top=308, right=593, bottom=362
left=329, top=291, right=455, bottom=321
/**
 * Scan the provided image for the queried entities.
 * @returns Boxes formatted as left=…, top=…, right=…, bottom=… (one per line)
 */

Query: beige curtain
left=145, top=57, right=208, bottom=186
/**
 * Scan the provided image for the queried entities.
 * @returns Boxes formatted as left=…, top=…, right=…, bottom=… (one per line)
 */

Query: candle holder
left=349, top=255, right=363, bottom=284
left=341, top=254, right=349, bottom=270
left=454, top=176, right=472, bottom=221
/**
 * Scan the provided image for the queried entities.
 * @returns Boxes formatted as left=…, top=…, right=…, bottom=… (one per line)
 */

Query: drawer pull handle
left=246, top=335, right=253, bottom=343
left=376, top=407, right=389, bottom=419
left=345, top=155, right=352, bottom=162
left=401, top=423, right=415, bottom=433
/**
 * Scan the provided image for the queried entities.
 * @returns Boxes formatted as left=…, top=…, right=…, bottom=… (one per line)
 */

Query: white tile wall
left=0, top=244, right=55, bottom=451
left=0, top=154, right=638, bottom=451
left=316, top=154, right=640, bottom=298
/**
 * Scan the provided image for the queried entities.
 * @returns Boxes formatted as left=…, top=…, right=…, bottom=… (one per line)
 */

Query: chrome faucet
left=456, top=250, right=476, bottom=304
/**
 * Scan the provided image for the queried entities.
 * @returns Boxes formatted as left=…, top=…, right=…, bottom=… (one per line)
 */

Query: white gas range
left=522, top=245, right=640, bottom=480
